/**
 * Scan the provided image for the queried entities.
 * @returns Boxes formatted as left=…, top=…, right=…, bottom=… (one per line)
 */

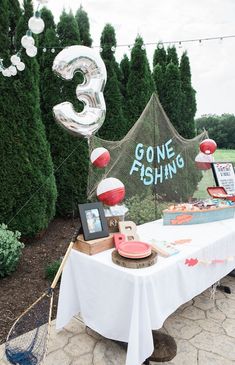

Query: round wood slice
left=112, top=249, right=157, bottom=269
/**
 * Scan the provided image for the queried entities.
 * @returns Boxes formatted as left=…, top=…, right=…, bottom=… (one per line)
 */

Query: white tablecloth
left=56, top=218, right=235, bottom=365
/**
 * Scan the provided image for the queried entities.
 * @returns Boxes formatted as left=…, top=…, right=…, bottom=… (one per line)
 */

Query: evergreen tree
left=153, top=43, right=167, bottom=69
left=44, top=9, right=89, bottom=216
left=8, top=0, right=21, bottom=54
left=167, top=45, right=179, bottom=66
left=57, top=10, right=80, bottom=46
left=126, top=35, right=155, bottom=129
left=99, top=23, right=126, bottom=140
left=153, top=63, right=165, bottom=101
left=120, top=53, right=130, bottom=113
left=0, top=0, right=10, bottom=60
left=0, top=0, right=57, bottom=236
left=163, top=62, right=182, bottom=132
left=75, top=5, right=92, bottom=46
left=180, top=51, right=196, bottom=138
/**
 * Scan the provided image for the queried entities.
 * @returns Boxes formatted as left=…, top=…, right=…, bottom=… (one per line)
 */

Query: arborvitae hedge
left=126, top=35, right=155, bottom=129
left=75, top=5, right=92, bottom=47
left=180, top=52, right=196, bottom=138
left=99, top=23, right=126, bottom=140
left=0, top=0, right=57, bottom=236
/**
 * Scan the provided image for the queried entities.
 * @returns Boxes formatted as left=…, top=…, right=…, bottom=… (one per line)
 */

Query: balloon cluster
left=0, top=0, right=48, bottom=78
left=90, top=148, right=125, bottom=206
left=195, top=139, right=217, bottom=170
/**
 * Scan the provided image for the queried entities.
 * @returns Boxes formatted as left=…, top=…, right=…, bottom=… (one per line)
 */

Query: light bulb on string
left=111, top=46, right=116, bottom=52
left=17, top=62, right=25, bottom=71
left=28, top=11, right=45, bottom=34
left=141, top=44, right=145, bottom=50
left=26, top=45, right=38, bottom=57
left=21, top=32, right=35, bottom=49
left=10, top=54, right=21, bottom=66
left=9, top=65, right=17, bottom=76
left=2, top=68, right=11, bottom=77
left=51, top=48, right=55, bottom=53
left=43, top=48, right=47, bottom=52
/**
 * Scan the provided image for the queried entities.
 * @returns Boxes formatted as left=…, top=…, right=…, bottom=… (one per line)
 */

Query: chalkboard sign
left=212, top=162, right=235, bottom=194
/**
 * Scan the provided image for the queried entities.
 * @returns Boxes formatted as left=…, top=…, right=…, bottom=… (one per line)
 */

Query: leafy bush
left=125, top=194, right=169, bottom=225
left=0, top=224, right=24, bottom=278
left=45, top=258, right=62, bottom=282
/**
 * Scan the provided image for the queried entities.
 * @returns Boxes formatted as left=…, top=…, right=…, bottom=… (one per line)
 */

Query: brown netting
left=87, top=93, right=208, bottom=224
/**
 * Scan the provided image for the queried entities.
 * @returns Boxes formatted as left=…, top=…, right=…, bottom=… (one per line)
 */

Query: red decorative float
left=195, top=152, right=214, bottom=170
left=90, top=147, right=110, bottom=168
left=97, top=177, right=125, bottom=206
left=199, top=139, right=217, bottom=155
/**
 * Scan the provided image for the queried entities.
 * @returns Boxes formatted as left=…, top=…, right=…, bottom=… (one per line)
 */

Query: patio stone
left=198, top=350, right=235, bottom=365
left=64, top=333, right=96, bottom=357
left=222, top=318, right=235, bottom=337
left=164, top=315, right=201, bottom=340
left=190, top=332, right=235, bottom=361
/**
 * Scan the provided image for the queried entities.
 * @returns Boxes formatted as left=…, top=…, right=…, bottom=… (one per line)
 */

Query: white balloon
left=9, top=65, right=17, bottom=76
left=26, top=45, right=38, bottom=58
left=16, top=62, right=26, bottom=71
left=28, top=16, right=45, bottom=34
left=21, top=35, right=35, bottom=49
left=10, top=55, right=21, bottom=65
left=52, top=45, right=107, bottom=138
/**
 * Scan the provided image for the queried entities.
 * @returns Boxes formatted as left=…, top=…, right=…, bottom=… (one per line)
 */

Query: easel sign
left=212, top=162, right=235, bottom=194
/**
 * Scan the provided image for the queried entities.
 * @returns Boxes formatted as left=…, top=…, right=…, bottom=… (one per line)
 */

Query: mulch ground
left=0, top=217, right=80, bottom=345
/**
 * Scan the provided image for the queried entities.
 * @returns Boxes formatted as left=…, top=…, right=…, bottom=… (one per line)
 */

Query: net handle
left=51, top=226, right=80, bottom=289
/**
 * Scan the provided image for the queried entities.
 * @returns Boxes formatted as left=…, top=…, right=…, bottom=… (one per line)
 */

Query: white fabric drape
left=56, top=218, right=235, bottom=365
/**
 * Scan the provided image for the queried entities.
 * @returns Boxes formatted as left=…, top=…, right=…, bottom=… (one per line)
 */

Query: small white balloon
left=21, top=35, right=35, bottom=49
left=28, top=16, right=45, bottom=34
left=10, top=55, right=21, bottom=65
left=9, top=65, right=17, bottom=76
left=17, top=62, right=25, bottom=71
left=26, top=45, right=38, bottom=58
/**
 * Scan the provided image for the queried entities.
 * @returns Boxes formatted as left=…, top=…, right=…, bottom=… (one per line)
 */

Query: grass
left=193, top=149, right=235, bottom=199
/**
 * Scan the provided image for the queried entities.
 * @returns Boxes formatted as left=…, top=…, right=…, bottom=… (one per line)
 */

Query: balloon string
left=7, top=141, right=84, bottom=226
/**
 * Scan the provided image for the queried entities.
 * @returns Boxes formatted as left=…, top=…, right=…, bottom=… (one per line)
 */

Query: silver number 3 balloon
left=52, top=45, right=107, bottom=138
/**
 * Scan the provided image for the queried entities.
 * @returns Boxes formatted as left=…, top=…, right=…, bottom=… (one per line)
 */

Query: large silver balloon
left=52, top=45, right=107, bottom=138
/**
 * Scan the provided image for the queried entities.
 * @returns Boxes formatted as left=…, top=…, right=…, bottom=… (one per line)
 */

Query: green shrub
left=45, top=258, right=62, bottom=282
left=125, top=194, right=169, bottom=225
left=0, top=224, right=24, bottom=278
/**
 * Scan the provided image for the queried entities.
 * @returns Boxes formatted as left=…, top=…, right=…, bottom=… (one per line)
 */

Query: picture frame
left=211, top=162, right=235, bottom=195
left=78, top=202, right=109, bottom=241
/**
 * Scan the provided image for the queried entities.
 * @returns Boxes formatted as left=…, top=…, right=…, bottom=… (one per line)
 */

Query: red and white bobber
left=199, top=139, right=217, bottom=155
left=90, top=147, right=110, bottom=168
left=97, top=177, right=125, bottom=206
left=195, top=152, right=214, bottom=170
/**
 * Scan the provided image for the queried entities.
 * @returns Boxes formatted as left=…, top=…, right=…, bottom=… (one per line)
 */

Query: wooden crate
left=73, top=234, right=114, bottom=255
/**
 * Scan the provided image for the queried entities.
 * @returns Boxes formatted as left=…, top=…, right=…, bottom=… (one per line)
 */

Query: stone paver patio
left=1, top=275, right=235, bottom=365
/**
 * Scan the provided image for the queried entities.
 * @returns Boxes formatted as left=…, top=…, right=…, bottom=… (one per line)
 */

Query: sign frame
left=211, top=162, right=235, bottom=194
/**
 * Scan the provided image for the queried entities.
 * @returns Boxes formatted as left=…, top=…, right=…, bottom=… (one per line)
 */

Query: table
left=56, top=218, right=235, bottom=365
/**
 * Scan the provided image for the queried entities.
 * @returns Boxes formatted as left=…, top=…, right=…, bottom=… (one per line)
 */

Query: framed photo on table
left=211, top=162, right=235, bottom=194
left=78, top=202, right=109, bottom=241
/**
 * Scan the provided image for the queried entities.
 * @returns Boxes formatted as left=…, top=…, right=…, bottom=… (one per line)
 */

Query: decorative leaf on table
left=185, top=258, right=198, bottom=267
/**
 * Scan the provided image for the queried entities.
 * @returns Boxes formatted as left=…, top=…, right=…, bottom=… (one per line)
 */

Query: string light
left=37, top=34, right=235, bottom=53
left=0, top=0, right=47, bottom=78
